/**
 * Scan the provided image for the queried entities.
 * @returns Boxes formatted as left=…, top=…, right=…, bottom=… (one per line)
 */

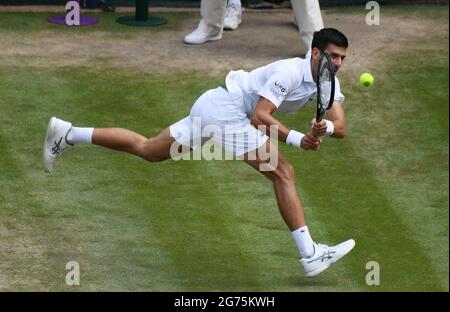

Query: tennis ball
left=360, top=73, right=374, bottom=87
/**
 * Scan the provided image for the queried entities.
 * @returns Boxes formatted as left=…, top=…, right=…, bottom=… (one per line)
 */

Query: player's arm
left=250, top=96, right=321, bottom=150
left=311, top=101, right=347, bottom=139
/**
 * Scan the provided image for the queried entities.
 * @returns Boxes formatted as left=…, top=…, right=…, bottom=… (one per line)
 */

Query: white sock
left=292, top=225, right=315, bottom=258
left=66, top=127, right=94, bottom=144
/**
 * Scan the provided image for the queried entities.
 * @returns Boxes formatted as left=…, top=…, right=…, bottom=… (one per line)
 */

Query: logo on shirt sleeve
left=271, top=81, right=288, bottom=101
left=274, top=81, right=286, bottom=93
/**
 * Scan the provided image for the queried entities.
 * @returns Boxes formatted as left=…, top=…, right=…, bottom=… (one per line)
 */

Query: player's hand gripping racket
left=314, top=52, right=335, bottom=138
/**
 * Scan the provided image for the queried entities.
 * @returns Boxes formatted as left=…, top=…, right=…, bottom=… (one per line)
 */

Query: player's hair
left=312, top=28, right=348, bottom=52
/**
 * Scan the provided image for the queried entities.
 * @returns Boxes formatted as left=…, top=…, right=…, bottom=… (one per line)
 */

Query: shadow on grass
left=285, top=276, right=340, bottom=288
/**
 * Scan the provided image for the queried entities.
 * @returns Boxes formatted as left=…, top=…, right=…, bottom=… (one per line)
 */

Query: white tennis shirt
left=225, top=52, right=345, bottom=117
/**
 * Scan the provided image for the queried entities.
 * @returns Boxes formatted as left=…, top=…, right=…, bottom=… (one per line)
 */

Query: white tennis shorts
left=169, top=87, right=269, bottom=157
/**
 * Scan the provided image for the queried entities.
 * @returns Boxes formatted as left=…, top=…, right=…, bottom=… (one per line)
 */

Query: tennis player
left=44, top=28, right=354, bottom=277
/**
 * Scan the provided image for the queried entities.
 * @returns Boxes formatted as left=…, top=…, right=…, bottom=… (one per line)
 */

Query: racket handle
left=316, top=108, right=325, bottom=123
left=311, top=122, right=320, bottom=138
left=312, top=117, right=325, bottom=141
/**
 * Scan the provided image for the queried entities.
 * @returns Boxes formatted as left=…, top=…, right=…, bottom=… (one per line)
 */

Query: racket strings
left=319, top=63, right=333, bottom=110
left=315, top=53, right=335, bottom=122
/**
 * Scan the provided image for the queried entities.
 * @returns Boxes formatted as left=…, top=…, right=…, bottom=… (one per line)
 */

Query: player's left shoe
left=300, top=239, right=355, bottom=277
left=43, top=117, right=73, bottom=173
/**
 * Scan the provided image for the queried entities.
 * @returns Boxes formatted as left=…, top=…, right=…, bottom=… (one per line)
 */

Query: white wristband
left=286, top=130, right=305, bottom=148
left=324, top=119, right=334, bottom=136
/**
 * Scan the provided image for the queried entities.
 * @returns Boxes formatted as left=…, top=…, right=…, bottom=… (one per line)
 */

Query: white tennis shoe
left=43, top=117, right=73, bottom=173
left=223, top=4, right=242, bottom=30
left=184, top=20, right=223, bottom=44
left=300, top=239, right=355, bottom=277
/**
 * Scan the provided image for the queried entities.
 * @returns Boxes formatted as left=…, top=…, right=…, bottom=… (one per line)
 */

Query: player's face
left=325, top=44, right=347, bottom=73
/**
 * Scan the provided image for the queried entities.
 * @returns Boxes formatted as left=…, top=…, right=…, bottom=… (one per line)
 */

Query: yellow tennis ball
left=360, top=73, right=374, bottom=87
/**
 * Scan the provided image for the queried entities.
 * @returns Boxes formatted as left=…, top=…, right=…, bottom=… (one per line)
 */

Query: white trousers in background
left=200, top=0, right=227, bottom=34
left=291, top=0, right=324, bottom=49
left=197, top=0, right=324, bottom=49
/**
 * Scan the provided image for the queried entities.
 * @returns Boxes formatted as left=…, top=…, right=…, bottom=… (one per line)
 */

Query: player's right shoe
left=300, top=239, right=355, bottom=277
left=43, top=117, right=73, bottom=173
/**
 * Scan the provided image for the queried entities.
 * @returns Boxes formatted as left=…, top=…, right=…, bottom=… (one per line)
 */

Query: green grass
left=0, top=9, right=448, bottom=291
left=0, top=11, right=194, bottom=33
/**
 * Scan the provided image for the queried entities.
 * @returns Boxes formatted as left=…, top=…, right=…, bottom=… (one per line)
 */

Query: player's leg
left=44, top=82, right=216, bottom=172
left=43, top=117, right=184, bottom=173
left=212, top=119, right=317, bottom=260
left=204, top=90, right=309, bottom=233
left=43, top=86, right=216, bottom=173
left=241, top=139, right=355, bottom=276
left=242, top=142, right=305, bottom=231
left=242, top=140, right=313, bottom=261
left=91, top=127, right=174, bottom=162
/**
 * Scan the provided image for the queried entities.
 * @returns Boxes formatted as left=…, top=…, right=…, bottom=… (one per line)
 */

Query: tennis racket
left=315, top=52, right=335, bottom=123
